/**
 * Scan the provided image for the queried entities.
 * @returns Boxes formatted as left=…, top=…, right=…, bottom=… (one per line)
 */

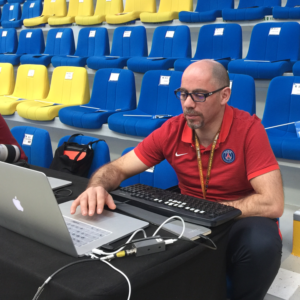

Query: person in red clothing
left=71, top=60, right=284, bottom=300
left=0, top=114, right=27, bottom=162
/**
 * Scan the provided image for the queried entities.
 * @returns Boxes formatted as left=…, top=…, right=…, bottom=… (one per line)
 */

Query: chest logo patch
left=222, top=149, right=235, bottom=164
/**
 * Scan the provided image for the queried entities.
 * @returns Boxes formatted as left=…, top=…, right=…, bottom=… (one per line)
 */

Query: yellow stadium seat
left=106, top=0, right=156, bottom=25
left=48, top=0, right=94, bottom=25
left=23, top=0, right=67, bottom=27
left=75, top=0, right=123, bottom=25
left=140, top=0, right=193, bottom=23
left=0, top=65, right=49, bottom=116
left=0, top=63, right=15, bottom=96
left=17, top=67, right=90, bottom=121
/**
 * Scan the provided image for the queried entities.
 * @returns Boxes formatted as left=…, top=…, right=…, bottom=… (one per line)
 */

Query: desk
left=0, top=166, right=231, bottom=300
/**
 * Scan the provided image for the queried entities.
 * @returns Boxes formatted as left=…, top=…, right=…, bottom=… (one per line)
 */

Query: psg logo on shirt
left=222, top=149, right=235, bottom=163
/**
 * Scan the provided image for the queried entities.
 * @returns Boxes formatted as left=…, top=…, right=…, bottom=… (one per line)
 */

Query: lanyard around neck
left=194, top=130, right=220, bottom=199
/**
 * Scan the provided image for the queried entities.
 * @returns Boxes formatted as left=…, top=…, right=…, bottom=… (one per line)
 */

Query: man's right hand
left=70, top=186, right=117, bottom=216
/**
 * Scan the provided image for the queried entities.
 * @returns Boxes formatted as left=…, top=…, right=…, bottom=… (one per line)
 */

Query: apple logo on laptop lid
left=13, top=197, right=24, bottom=212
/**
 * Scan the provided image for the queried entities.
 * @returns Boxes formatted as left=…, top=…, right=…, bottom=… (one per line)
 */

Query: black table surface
left=0, top=166, right=231, bottom=300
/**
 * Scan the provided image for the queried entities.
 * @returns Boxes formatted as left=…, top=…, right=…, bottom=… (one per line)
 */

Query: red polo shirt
left=134, top=105, right=279, bottom=201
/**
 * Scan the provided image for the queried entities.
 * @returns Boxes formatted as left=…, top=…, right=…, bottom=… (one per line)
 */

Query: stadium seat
left=87, top=26, right=147, bottom=70
left=48, top=0, right=94, bottom=26
left=0, top=29, right=44, bottom=66
left=7, top=0, right=24, bottom=3
left=52, top=28, right=109, bottom=67
left=57, top=135, right=110, bottom=178
left=0, top=63, right=15, bottom=96
left=16, top=67, right=90, bottom=121
left=273, top=0, right=300, bottom=19
left=228, top=22, right=300, bottom=79
left=228, top=74, right=256, bottom=115
left=106, top=0, right=156, bottom=25
left=59, top=68, right=136, bottom=129
left=120, top=147, right=178, bottom=189
left=75, top=0, right=123, bottom=25
left=108, top=70, right=183, bottom=137
left=0, top=28, right=18, bottom=54
left=23, top=0, right=67, bottom=27
left=0, top=64, right=49, bottom=115
left=222, top=0, right=281, bottom=21
left=262, top=76, right=300, bottom=160
left=179, top=0, right=234, bottom=23
left=11, top=126, right=53, bottom=168
left=20, top=28, right=75, bottom=67
left=174, top=24, right=242, bottom=72
left=127, top=26, right=191, bottom=74
left=293, top=61, right=300, bottom=75
left=0, top=0, right=6, bottom=6
left=1, top=3, right=22, bottom=28
left=140, top=0, right=193, bottom=23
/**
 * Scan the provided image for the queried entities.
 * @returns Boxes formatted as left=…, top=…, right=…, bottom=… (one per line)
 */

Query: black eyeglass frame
left=174, top=86, right=228, bottom=103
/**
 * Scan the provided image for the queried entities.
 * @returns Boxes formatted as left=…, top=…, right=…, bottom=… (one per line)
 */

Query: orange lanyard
left=194, top=130, right=220, bottom=199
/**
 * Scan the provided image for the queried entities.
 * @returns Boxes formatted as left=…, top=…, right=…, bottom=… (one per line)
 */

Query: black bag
left=50, top=134, right=104, bottom=177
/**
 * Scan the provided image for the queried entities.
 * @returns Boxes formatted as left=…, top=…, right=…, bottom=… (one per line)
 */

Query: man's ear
left=220, top=87, right=231, bottom=105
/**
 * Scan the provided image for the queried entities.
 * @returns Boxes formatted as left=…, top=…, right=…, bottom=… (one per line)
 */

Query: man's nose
left=183, top=94, right=196, bottom=108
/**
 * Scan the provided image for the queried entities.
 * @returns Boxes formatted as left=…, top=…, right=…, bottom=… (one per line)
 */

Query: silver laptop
left=0, top=162, right=149, bottom=257
left=48, top=177, right=72, bottom=190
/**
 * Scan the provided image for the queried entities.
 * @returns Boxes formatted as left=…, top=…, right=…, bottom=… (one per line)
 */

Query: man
left=71, top=60, right=284, bottom=300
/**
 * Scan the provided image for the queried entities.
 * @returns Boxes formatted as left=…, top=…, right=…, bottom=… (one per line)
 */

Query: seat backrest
left=138, top=70, right=183, bottom=116
left=89, top=68, right=136, bottom=110
left=7, top=0, right=24, bottom=3
left=66, top=0, right=94, bottom=17
left=123, top=0, right=156, bottom=13
left=0, top=63, right=15, bottom=95
left=120, top=147, right=178, bottom=189
left=44, top=28, right=75, bottom=56
left=286, top=0, right=300, bottom=7
left=1, top=3, right=21, bottom=22
left=262, top=76, right=300, bottom=134
left=16, top=29, right=45, bottom=55
left=158, top=0, right=193, bottom=12
left=75, top=27, right=109, bottom=57
left=41, top=0, right=67, bottom=17
left=110, top=26, right=147, bottom=57
left=195, top=0, right=234, bottom=13
left=21, top=1, right=43, bottom=21
left=246, top=22, right=300, bottom=62
left=46, top=67, right=90, bottom=105
left=12, top=64, right=50, bottom=99
left=237, top=0, right=281, bottom=9
left=0, top=28, right=18, bottom=54
left=149, top=26, right=191, bottom=59
left=94, top=0, right=123, bottom=15
left=194, top=24, right=242, bottom=60
left=11, top=126, right=53, bottom=168
left=228, top=74, right=256, bottom=115
left=57, top=135, right=110, bottom=178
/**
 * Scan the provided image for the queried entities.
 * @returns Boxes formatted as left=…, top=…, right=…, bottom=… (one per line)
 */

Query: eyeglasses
left=174, top=86, right=228, bottom=103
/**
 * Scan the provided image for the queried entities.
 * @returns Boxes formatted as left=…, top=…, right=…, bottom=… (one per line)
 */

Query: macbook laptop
left=0, top=162, right=149, bottom=257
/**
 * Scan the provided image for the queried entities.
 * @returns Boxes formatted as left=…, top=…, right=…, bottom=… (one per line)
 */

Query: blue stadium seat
left=20, top=28, right=75, bottom=67
left=7, top=0, right=24, bottom=3
left=222, top=0, right=281, bottom=21
left=127, top=26, right=191, bottom=74
left=1, top=3, right=21, bottom=28
left=262, top=76, right=300, bottom=160
left=293, top=61, right=300, bottom=75
left=0, top=29, right=44, bottom=66
left=174, top=24, right=242, bottom=72
left=228, top=74, right=256, bottom=115
left=228, top=22, right=300, bottom=79
left=0, top=0, right=6, bottom=6
left=57, top=135, right=110, bottom=178
left=108, top=70, right=183, bottom=137
left=120, top=147, right=178, bottom=189
left=11, top=126, right=53, bottom=168
left=273, top=0, right=300, bottom=19
left=179, top=0, right=234, bottom=23
left=87, top=26, right=147, bottom=70
left=59, top=68, right=136, bottom=129
left=0, top=28, right=18, bottom=54
left=52, top=28, right=109, bottom=68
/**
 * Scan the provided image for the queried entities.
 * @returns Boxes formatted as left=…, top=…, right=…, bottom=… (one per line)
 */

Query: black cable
left=54, top=188, right=73, bottom=198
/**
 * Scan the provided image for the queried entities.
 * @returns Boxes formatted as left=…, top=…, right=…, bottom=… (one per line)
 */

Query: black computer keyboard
left=110, top=184, right=241, bottom=227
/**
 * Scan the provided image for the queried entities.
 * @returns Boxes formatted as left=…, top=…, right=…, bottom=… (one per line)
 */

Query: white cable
left=265, top=121, right=300, bottom=130
left=152, top=216, right=186, bottom=239
left=100, top=258, right=131, bottom=300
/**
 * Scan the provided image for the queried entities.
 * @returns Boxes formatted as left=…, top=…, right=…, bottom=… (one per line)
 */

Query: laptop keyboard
left=64, top=218, right=112, bottom=248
